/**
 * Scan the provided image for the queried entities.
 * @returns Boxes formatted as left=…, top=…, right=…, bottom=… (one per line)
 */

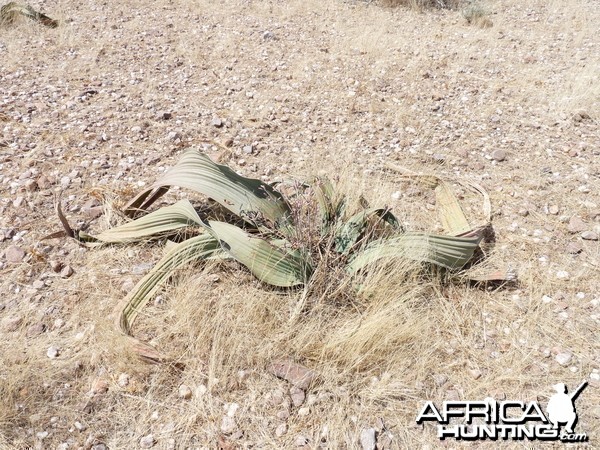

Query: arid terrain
left=0, top=0, right=599, bottom=448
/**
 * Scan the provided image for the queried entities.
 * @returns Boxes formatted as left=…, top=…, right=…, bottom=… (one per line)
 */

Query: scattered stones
left=178, top=384, right=192, bottom=400
left=47, top=346, right=60, bottom=359
left=290, top=386, right=305, bottom=407
left=567, top=216, right=587, bottom=233
left=212, top=117, right=223, bottom=128
left=140, top=434, right=155, bottom=448
left=581, top=231, right=598, bottom=241
left=555, top=352, right=573, bottom=366
left=221, top=416, right=237, bottom=434
left=4, top=245, right=26, bottom=263
left=491, top=149, right=506, bottom=162
left=269, top=359, right=317, bottom=390
left=359, top=428, right=376, bottom=450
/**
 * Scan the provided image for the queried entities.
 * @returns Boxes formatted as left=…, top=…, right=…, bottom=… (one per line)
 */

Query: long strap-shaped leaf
left=205, top=221, right=310, bottom=287
left=124, top=149, right=291, bottom=226
left=311, top=176, right=346, bottom=232
left=348, top=231, right=483, bottom=273
left=334, top=208, right=400, bottom=254
left=385, top=162, right=490, bottom=236
left=80, top=199, right=203, bottom=245
left=116, top=233, right=224, bottom=343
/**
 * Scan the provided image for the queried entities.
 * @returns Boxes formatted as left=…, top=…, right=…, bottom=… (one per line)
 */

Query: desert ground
left=0, top=0, right=599, bottom=448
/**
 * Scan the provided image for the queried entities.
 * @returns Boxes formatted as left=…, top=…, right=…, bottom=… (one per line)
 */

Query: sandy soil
left=0, top=0, right=598, bottom=448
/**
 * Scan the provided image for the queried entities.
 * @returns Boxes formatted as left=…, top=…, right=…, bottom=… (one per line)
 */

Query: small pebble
left=178, top=384, right=192, bottom=400
left=581, top=231, right=598, bottom=241
left=555, top=352, right=572, bottom=366
left=140, top=434, right=155, bottom=449
left=359, top=428, right=376, bottom=450
left=47, top=346, right=60, bottom=359
left=275, top=423, right=288, bottom=437
left=491, top=149, right=506, bottom=161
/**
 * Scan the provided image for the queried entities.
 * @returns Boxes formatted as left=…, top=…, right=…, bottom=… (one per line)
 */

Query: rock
left=60, top=176, right=71, bottom=188
left=276, top=408, right=290, bottom=420
left=491, top=149, right=506, bottom=162
left=581, top=231, right=598, bottom=241
left=49, top=260, right=63, bottom=272
left=25, top=179, right=38, bottom=192
left=3, top=315, right=23, bottom=331
left=167, top=131, right=181, bottom=141
left=37, top=175, right=52, bottom=189
left=556, top=271, right=570, bottom=280
left=298, top=407, right=310, bottom=416
left=269, top=359, right=317, bottom=390
left=275, top=423, right=288, bottom=437
left=221, top=416, right=237, bottom=434
left=131, top=126, right=143, bottom=134
left=91, top=378, right=109, bottom=395
left=140, top=434, right=155, bottom=448
left=211, top=117, right=223, bottom=128
left=295, top=435, right=309, bottom=447
left=121, top=278, right=135, bottom=293
left=178, top=384, right=192, bottom=400
left=555, top=352, right=572, bottom=366
left=242, top=145, right=253, bottom=154
left=469, top=368, right=482, bottom=380
left=159, top=112, right=172, bottom=120
left=36, top=431, right=49, bottom=439
left=13, top=196, right=25, bottom=208
left=568, top=216, right=587, bottom=233
left=263, top=30, right=275, bottom=40
left=118, top=373, right=130, bottom=388
left=33, top=280, right=45, bottom=289
left=74, top=421, right=86, bottom=431
left=91, top=444, right=107, bottom=450
left=290, top=386, right=305, bottom=407
left=548, top=205, right=559, bottom=215
left=60, top=265, right=74, bottom=278
left=47, top=346, right=60, bottom=359
left=566, top=242, right=583, bottom=254
left=433, top=374, right=448, bottom=386
left=26, top=322, right=46, bottom=337
left=359, top=428, right=376, bottom=450
left=4, top=245, right=26, bottom=263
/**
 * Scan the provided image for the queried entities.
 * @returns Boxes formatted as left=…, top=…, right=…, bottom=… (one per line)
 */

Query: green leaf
left=124, top=149, right=291, bottom=226
left=334, top=208, right=400, bottom=254
left=311, top=176, right=346, bottom=232
left=347, top=231, right=483, bottom=273
left=205, top=221, right=311, bottom=287
left=79, top=199, right=204, bottom=245
left=117, top=232, right=224, bottom=335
